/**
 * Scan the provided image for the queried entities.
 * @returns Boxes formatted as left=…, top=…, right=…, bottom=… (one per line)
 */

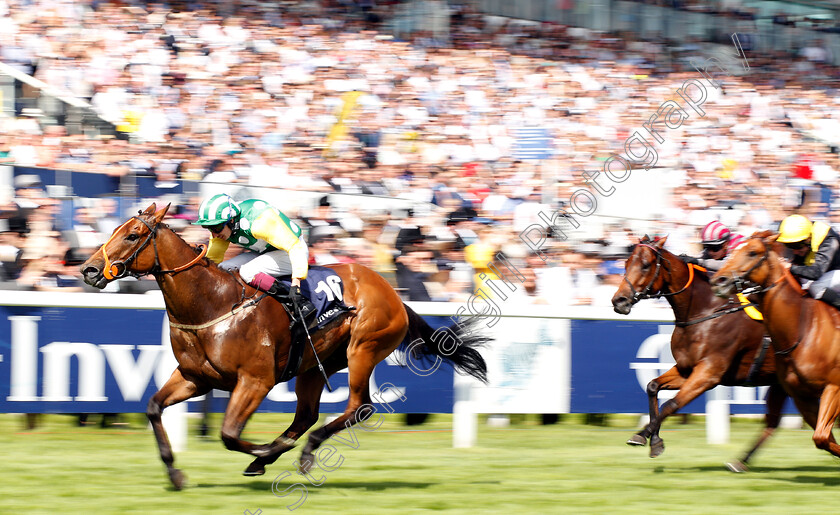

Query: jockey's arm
left=791, top=237, right=840, bottom=280
left=697, top=257, right=724, bottom=272
left=206, top=237, right=231, bottom=264
left=251, top=209, right=309, bottom=281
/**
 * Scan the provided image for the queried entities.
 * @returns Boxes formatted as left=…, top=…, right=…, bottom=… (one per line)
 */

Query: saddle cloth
left=278, top=266, right=350, bottom=329
left=737, top=293, right=763, bottom=321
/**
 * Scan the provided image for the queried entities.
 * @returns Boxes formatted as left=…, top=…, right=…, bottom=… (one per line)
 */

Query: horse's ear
left=640, top=234, right=651, bottom=243
left=762, top=232, right=780, bottom=245
left=153, top=203, right=171, bottom=224
left=654, top=235, right=668, bottom=248
left=142, top=203, right=157, bottom=216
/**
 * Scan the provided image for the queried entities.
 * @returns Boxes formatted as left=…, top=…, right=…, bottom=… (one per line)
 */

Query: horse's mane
left=639, top=235, right=666, bottom=245
left=747, top=230, right=786, bottom=255
left=157, top=219, right=249, bottom=286
left=751, top=230, right=775, bottom=239
left=636, top=235, right=676, bottom=257
left=636, top=234, right=710, bottom=284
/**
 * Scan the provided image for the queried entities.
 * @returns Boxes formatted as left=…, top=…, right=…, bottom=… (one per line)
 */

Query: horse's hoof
left=726, top=460, right=749, bottom=473
left=169, top=468, right=187, bottom=490
left=243, top=460, right=266, bottom=476
left=627, top=434, right=647, bottom=447
left=299, top=453, right=314, bottom=475
left=649, top=436, right=665, bottom=458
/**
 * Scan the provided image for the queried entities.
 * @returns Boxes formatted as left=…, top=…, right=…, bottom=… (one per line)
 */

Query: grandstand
left=0, top=0, right=838, bottom=302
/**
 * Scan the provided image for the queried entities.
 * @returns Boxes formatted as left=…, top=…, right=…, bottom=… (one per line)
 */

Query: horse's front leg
left=147, top=368, right=209, bottom=490
left=642, top=361, right=722, bottom=458
left=243, top=366, right=328, bottom=476
left=628, top=366, right=684, bottom=447
left=812, top=383, right=840, bottom=458
left=220, top=377, right=272, bottom=458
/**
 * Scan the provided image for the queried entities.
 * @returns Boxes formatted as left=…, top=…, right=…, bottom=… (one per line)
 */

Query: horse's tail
left=401, top=303, right=489, bottom=383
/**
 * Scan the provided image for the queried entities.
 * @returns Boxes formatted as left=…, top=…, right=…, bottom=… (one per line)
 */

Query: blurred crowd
left=1, top=0, right=840, bottom=307
left=632, top=0, right=840, bottom=33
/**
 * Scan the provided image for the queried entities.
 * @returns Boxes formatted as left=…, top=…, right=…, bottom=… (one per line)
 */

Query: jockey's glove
left=678, top=254, right=700, bottom=265
left=290, top=285, right=303, bottom=308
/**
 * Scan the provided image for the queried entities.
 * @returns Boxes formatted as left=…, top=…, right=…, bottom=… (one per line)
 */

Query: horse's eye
left=748, top=250, right=757, bottom=257
left=126, top=233, right=140, bottom=242
left=641, top=262, right=650, bottom=270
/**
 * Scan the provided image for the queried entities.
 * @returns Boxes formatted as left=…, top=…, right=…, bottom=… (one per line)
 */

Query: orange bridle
left=101, top=215, right=207, bottom=280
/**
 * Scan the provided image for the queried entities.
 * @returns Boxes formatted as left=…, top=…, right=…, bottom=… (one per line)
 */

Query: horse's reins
left=98, top=213, right=270, bottom=330
left=101, top=215, right=207, bottom=280
left=673, top=298, right=759, bottom=327
left=626, top=244, right=763, bottom=328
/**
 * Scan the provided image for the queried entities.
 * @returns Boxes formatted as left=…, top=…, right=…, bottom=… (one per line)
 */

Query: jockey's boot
left=264, top=281, right=317, bottom=329
left=820, top=289, right=840, bottom=311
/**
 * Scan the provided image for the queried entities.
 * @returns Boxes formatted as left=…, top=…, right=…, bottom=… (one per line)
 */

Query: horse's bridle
left=720, top=240, right=809, bottom=356
left=101, top=214, right=207, bottom=280
left=720, top=242, right=771, bottom=295
left=623, top=244, right=698, bottom=304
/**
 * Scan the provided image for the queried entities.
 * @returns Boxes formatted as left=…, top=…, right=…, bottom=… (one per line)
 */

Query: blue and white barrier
left=0, top=292, right=790, bottom=447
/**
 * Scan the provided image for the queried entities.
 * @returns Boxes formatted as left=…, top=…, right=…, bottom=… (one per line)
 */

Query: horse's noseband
left=725, top=244, right=769, bottom=293
left=624, top=244, right=665, bottom=303
left=102, top=215, right=158, bottom=280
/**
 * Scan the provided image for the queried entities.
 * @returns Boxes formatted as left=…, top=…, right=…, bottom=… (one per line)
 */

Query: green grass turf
left=1, top=413, right=838, bottom=515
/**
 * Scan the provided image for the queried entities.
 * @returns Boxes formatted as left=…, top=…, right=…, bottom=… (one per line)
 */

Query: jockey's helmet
left=700, top=221, right=730, bottom=246
left=193, top=194, right=241, bottom=226
left=777, top=214, right=813, bottom=243
left=727, top=233, right=747, bottom=250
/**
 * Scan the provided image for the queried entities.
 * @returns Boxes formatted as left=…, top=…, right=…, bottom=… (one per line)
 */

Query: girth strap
left=169, top=294, right=267, bottom=330
left=743, top=336, right=771, bottom=386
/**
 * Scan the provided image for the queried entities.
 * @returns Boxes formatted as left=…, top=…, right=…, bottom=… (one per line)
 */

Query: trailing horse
left=712, top=231, right=840, bottom=462
left=80, top=204, right=488, bottom=490
left=612, top=236, right=785, bottom=471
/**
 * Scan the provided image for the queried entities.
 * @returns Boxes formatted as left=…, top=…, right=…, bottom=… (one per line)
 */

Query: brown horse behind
left=712, top=231, right=840, bottom=460
left=80, top=204, right=488, bottom=489
left=612, top=236, right=785, bottom=470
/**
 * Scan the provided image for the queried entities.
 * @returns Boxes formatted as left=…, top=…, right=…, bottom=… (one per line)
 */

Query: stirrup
left=285, top=300, right=316, bottom=328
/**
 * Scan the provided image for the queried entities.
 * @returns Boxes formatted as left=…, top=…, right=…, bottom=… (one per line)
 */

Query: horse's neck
left=155, top=229, right=243, bottom=323
left=760, top=260, right=808, bottom=348
left=662, top=256, right=702, bottom=321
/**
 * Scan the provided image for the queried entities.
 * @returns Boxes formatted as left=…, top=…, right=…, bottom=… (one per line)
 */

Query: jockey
left=679, top=221, right=739, bottom=272
left=193, top=193, right=316, bottom=324
left=777, top=214, right=840, bottom=310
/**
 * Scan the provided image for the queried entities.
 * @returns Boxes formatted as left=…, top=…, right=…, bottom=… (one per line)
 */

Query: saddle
left=268, top=268, right=355, bottom=382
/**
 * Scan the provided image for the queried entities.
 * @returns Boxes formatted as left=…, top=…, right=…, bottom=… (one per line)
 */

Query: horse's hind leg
left=298, top=342, right=389, bottom=473
left=243, top=353, right=348, bottom=476
left=147, top=368, right=209, bottom=490
left=812, top=384, right=840, bottom=458
left=727, top=383, right=786, bottom=473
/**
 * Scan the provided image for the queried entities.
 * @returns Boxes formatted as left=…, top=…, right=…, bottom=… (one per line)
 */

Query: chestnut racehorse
left=80, top=204, right=488, bottom=490
left=712, top=231, right=840, bottom=461
left=612, top=236, right=786, bottom=470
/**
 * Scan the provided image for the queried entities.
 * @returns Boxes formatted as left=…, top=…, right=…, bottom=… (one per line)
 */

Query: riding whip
left=294, top=300, right=333, bottom=392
